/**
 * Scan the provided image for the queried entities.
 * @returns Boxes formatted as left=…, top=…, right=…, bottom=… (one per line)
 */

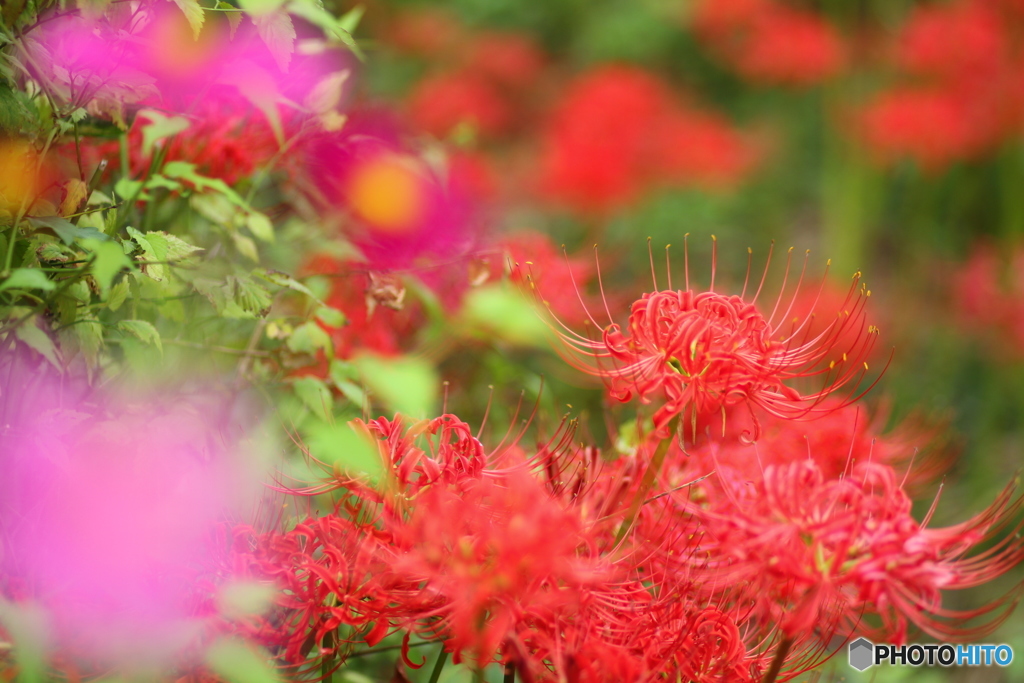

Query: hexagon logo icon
left=849, top=637, right=874, bottom=671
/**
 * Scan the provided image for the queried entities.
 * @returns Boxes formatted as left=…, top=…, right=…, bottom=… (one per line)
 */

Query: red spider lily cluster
left=201, top=244, right=1021, bottom=683
left=854, top=0, right=1024, bottom=171
left=689, top=0, right=847, bottom=87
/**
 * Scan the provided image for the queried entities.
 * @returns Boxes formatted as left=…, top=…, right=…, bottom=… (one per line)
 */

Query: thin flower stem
left=427, top=647, right=448, bottom=683
left=762, top=637, right=793, bottom=683
left=503, top=662, right=516, bottom=683
left=614, top=417, right=678, bottom=544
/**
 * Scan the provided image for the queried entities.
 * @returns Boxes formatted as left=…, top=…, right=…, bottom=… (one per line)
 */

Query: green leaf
left=460, top=284, right=550, bottom=347
left=255, top=269, right=321, bottom=303
left=336, top=4, right=364, bottom=34
left=253, top=11, right=296, bottom=72
left=107, top=279, right=129, bottom=311
left=245, top=211, right=274, bottom=242
left=352, top=352, right=438, bottom=419
left=13, top=316, right=60, bottom=369
left=163, top=161, right=250, bottom=209
left=206, top=639, right=280, bottom=683
left=125, top=227, right=165, bottom=281
left=291, top=376, right=333, bottom=417
left=171, top=0, right=206, bottom=40
left=238, top=0, right=286, bottom=16
left=232, top=275, right=273, bottom=317
left=27, top=216, right=108, bottom=245
left=286, top=320, right=332, bottom=356
left=217, top=1, right=244, bottom=37
left=0, top=599, right=48, bottom=683
left=138, top=110, right=191, bottom=157
left=145, top=230, right=204, bottom=261
left=315, top=306, right=345, bottom=327
left=329, top=359, right=365, bottom=406
left=116, top=320, right=162, bottom=354
left=71, top=316, right=104, bottom=369
left=304, top=419, right=383, bottom=484
left=84, top=239, right=132, bottom=297
left=232, top=232, right=260, bottom=262
left=217, top=581, right=276, bottom=619
left=0, top=268, right=55, bottom=293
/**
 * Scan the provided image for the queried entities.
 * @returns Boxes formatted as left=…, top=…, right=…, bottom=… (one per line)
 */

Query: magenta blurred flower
left=298, top=113, right=482, bottom=275
left=0, top=352, right=270, bottom=670
left=21, top=5, right=352, bottom=125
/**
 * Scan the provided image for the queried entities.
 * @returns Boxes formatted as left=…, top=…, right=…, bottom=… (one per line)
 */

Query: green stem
left=762, top=637, right=793, bottom=683
left=614, top=419, right=677, bottom=544
left=427, top=647, right=448, bottom=683
left=503, top=662, right=515, bottom=683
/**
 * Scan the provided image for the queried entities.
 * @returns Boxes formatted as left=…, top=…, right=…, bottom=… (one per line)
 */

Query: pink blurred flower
left=297, top=114, right=483, bottom=275
left=0, top=352, right=269, bottom=671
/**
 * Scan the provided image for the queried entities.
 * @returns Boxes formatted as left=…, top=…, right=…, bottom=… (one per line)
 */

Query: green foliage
left=206, top=640, right=281, bottom=683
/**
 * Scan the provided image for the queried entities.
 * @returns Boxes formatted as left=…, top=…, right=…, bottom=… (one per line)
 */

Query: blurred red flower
left=538, top=66, right=755, bottom=213
left=692, top=0, right=846, bottom=86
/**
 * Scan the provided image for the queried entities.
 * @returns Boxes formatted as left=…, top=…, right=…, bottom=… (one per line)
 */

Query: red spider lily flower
left=538, top=66, right=755, bottom=214
left=384, top=472, right=614, bottom=668
left=503, top=231, right=604, bottom=327
left=460, top=32, right=545, bottom=90
left=669, top=399, right=948, bottom=496
left=951, top=242, right=1024, bottom=358
left=82, top=101, right=281, bottom=187
left=691, top=0, right=846, bottom=87
left=896, top=2, right=1008, bottom=85
left=408, top=70, right=514, bottom=139
left=548, top=241, right=881, bottom=440
left=681, top=460, right=1024, bottom=645
left=855, top=88, right=989, bottom=171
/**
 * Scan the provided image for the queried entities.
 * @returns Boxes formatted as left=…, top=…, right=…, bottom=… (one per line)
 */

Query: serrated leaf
left=304, top=419, right=382, bottom=484
left=28, top=216, right=108, bottom=245
left=83, top=239, right=132, bottom=297
left=171, top=0, right=205, bottom=40
left=107, top=279, right=129, bottom=310
left=0, top=268, right=55, bottom=293
left=116, top=319, right=162, bottom=354
left=206, top=639, right=280, bottom=683
left=59, top=178, right=89, bottom=217
left=352, top=352, right=438, bottom=419
left=233, top=276, right=272, bottom=316
left=72, top=316, right=104, bottom=369
left=286, top=320, right=332, bottom=356
left=145, top=230, right=204, bottom=261
left=217, top=1, right=243, bottom=37
left=126, top=227, right=165, bottom=281
left=254, top=11, right=295, bottom=72
left=245, top=212, right=274, bottom=242
left=13, top=317, right=61, bottom=369
left=138, top=109, right=191, bottom=158
left=291, top=375, right=333, bottom=417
